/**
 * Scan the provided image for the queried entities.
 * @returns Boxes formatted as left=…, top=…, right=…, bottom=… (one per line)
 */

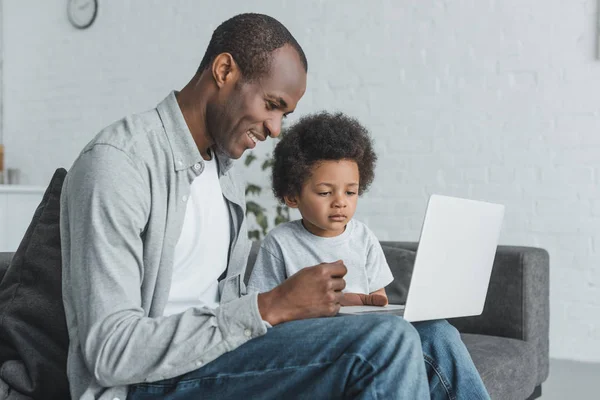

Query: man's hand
left=257, top=260, right=347, bottom=325
left=339, top=288, right=389, bottom=307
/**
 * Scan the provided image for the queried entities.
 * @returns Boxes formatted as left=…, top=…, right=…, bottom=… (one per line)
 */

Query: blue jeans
left=413, top=320, right=490, bottom=400
left=128, top=315, right=489, bottom=399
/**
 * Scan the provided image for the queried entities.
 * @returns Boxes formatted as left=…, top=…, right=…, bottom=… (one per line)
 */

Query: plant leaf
left=275, top=205, right=290, bottom=222
left=274, top=215, right=287, bottom=226
left=256, top=213, right=268, bottom=235
left=246, top=201, right=265, bottom=216
left=244, top=153, right=257, bottom=167
left=245, top=184, right=262, bottom=196
left=248, top=230, right=261, bottom=241
left=261, top=158, right=275, bottom=171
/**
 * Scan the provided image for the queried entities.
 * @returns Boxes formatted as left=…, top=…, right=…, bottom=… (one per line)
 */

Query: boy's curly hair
left=271, top=111, right=377, bottom=203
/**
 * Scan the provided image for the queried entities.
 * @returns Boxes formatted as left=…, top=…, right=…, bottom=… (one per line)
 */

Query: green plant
left=244, top=150, right=290, bottom=240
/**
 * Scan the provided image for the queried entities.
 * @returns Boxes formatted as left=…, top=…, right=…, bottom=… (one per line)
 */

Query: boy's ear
left=284, top=195, right=299, bottom=208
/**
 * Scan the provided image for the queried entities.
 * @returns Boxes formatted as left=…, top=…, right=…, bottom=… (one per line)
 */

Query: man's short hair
left=198, top=13, right=308, bottom=81
left=272, top=112, right=377, bottom=202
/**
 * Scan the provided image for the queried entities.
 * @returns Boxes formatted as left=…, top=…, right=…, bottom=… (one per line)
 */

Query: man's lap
left=146, top=314, right=415, bottom=378
left=128, top=314, right=421, bottom=398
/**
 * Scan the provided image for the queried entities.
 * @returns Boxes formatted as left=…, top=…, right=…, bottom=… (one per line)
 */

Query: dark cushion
left=0, top=377, right=33, bottom=400
left=0, top=253, right=12, bottom=283
left=0, top=169, right=69, bottom=399
left=461, top=333, right=537, bottom=400
left=382, top=245, right=415, bottom=304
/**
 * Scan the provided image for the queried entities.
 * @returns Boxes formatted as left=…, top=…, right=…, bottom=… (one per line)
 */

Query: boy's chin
left=322, top=224, right=347, bottom=236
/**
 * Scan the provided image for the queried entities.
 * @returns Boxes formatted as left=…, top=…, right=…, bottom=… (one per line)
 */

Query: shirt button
left=193, top=163, right=201, bottom=171
left=112, top=398, right=120, bottom=400
left=196, top=360, right=203, bottom=367
left=182, top=195, right=188, bottom=202
left=244, top=329, right=252, bottom=337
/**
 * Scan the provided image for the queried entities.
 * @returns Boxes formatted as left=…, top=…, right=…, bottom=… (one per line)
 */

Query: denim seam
left=342, top=353, right=379, bottom=400
left=423, top=353, right=455, bottom=400
left=133, top=362, right=335, bottom=390
left=135, top=353, right=378, bottom=398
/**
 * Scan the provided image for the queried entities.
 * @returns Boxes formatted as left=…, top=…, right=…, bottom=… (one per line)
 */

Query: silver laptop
left=339, top=194, right=505, bottom=322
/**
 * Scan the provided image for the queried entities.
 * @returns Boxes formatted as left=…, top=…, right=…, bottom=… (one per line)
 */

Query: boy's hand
left=257, top=260, right=347, bottom=325
left=340, top=290, right=389, bottom=307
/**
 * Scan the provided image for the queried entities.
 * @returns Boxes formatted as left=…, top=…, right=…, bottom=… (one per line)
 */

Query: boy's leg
left=128, top=314, right=428, bottom=400
left=413, top=319, right=491, bottom=400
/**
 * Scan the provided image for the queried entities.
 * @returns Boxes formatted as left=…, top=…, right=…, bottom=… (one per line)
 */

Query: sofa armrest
left=0, top=252, right=13, bottom=283
left=454, top=244, right=549, bottom=385
left=381, top=241, right=550, bottom=385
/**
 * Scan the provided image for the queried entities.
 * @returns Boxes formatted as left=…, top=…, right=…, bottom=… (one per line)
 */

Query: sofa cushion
left=0, top=168, right=69, bottom=399
left=461, top=333, right=537, bottom=400
left=382, top=245, right=415, bottom=304
left=0, top=377, right=32, bottom=400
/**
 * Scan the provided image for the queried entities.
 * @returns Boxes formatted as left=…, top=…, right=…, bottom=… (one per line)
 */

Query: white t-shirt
left=162, top=155, right=230, bottom=316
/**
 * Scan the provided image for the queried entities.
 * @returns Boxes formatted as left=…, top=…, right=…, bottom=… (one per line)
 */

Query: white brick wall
left=2, top=0, right=600, bottom=362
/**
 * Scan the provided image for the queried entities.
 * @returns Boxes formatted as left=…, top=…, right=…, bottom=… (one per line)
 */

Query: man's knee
left=361, top=315, right=422, bottom=349
left=417, top=319, right=459, bottom=338
left=414, top=319, right=464, bottom=352
left=336, top=315, right=424, bottom=374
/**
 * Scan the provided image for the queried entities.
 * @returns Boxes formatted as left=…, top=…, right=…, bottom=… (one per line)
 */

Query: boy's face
left=285, top=159, right=360, bottom=238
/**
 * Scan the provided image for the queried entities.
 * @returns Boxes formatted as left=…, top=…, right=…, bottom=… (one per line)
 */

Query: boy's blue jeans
left=128, top=315, right=490, bottom=399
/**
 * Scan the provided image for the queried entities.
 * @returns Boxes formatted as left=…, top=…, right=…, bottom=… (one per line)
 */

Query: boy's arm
left=247, top=244, right=287, bottom=293
left=340, top=228, right=394, bottom=307
left=365, top=233, right=395, bottom=293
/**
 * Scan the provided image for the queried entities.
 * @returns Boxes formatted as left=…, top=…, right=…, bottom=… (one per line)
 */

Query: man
left=61, top=13, right=488, bottom=399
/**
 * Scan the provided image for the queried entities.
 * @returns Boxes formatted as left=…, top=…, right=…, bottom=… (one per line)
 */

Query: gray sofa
left=0, top=241, right=549, bottom=400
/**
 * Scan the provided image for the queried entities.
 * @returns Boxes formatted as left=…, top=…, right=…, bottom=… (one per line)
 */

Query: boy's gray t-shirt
left=248, top=219, right=394, bottom=294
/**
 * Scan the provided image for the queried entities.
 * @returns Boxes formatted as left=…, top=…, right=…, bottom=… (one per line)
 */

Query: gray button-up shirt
left=60, top=92, right=267, bottom=400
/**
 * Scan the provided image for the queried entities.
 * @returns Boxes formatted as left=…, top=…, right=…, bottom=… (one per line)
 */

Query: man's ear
left=284, top=195, right=299, bottom=208
left=211, top=53, right=240, bottom=88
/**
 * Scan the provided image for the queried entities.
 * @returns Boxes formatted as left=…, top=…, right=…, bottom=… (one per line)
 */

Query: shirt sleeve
left=247, top=237, right=287, bottom=294
left=365, top=231, right=395, bottom=293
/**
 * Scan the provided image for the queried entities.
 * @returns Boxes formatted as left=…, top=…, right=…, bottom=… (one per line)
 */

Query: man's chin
left=228, top=146, right=246, bottom=160
left=213, top=142, right=243, bottom=160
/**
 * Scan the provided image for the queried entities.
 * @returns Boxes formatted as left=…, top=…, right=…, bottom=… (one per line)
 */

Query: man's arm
left=257, top=260, right=348, bottom=325
left=61, top=145, right=267, bottom=387
left=247, top=239, right=349, bottom=325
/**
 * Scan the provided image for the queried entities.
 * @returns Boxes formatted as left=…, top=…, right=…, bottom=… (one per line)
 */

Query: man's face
left=289, top=160, right=360, bottom=238
left=206, top=45, right=307, bottom=159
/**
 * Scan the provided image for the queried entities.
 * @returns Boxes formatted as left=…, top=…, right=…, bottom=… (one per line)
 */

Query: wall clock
left=67, top=0, right=98, bottom=30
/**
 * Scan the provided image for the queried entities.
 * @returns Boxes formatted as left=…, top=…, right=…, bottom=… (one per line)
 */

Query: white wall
left=2, top=0, right=600, bottom=362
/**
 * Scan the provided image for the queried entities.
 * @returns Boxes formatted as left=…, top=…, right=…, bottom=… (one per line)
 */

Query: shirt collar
left=156, top=91, right=233, bottom=175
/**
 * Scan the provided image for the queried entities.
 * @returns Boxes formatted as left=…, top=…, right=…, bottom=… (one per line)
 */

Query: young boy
left=247, top=112, right=392, bottom=306
left=248, top=111, right=491, bottom=400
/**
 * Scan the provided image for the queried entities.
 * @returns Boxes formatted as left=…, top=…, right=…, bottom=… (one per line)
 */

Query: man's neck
left=176, top=77, right=213, bottom=160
